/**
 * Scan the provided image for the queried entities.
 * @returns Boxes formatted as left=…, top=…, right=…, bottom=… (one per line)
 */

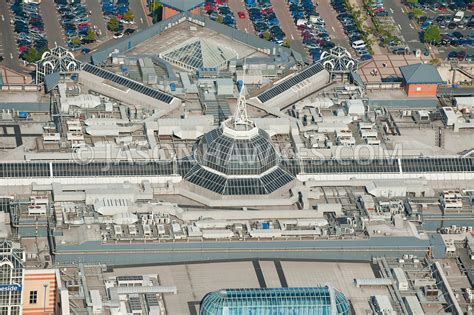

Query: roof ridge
left=409, top=63, right=423, bottom=80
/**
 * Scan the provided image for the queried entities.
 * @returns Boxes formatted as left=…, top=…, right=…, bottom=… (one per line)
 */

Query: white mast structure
left=233, top=60, right=251, bottom=127
left=233, top=81, right=249, bottom=126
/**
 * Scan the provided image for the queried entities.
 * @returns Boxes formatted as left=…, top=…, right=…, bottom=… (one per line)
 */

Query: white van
left=453, top=11, right=465, bottom=23
left=296, top=19, right=307, bottom=26
left=352, top=40, right=366, bottom=49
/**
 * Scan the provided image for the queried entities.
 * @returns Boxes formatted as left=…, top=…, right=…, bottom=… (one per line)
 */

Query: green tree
left=85, top=29, right=96, bottom=42
left=23, top=47, right=41, bottom=63
left=108, top=16, right=120, bottom=31
left=411, top=8, right=424, bottom=19
left=123, top=10, right=134, bottom=22
left=424, top=25, right=441, bottom=44
left=262, top=32, right=271, bottom=41
left=407, top=0, right=418, bottom=4
left=150, top=0, right=162, bottom=23
left=216, top=15, right=223, bottom=24
left=71, top=36, right=81, bottom=46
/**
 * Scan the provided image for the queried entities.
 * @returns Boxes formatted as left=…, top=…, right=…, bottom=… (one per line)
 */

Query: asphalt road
left=129, top=0, right=150, bottom=29
left=0, top=1, right=22, bottom=72
left=228, top=0, right=256, bottom=35
left=84, top=0, right=108, bottom=40
left=40, top=1, right=66, bottom=48
left=383, top=0, right=425, bottom=52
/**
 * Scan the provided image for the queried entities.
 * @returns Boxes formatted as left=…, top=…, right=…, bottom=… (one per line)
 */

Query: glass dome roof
left=200, top=287, right=351, bottom=315
left=194, top=124, right=278, bottom=176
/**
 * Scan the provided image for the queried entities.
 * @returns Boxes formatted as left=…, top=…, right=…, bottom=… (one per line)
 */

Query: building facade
left=399, top=63, right=444, bottom=98
left=22, top=270, right=59, bottom=315
left=405, top=83, right=439, bottom=98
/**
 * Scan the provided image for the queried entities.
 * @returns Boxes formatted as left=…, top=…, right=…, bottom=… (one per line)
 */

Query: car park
left=54, top=0, right=98, bottom=51
left=204, top=0, right=236, bottom=28
left=243, top=0, right=285, bottom=44
left=9, top=0, right=48, bottom=60
left=285, top=0, right=336, bottom=61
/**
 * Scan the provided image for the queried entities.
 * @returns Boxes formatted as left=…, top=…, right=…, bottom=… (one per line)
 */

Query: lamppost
left=43, top=283, right=48, bottom=313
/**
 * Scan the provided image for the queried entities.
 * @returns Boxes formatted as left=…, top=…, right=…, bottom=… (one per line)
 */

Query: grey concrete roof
left=368, top=98, right=438, bottom=109
left=399, top=63, right=444, bottom=84
left=52, top=235, right=444, bottom=265
left=0, top=102, right=50, bottom=111
left=160, top=0, right=205, bottom=11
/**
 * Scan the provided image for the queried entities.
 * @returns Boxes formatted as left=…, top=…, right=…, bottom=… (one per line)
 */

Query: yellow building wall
left=22, top=270, right=58, bottom=315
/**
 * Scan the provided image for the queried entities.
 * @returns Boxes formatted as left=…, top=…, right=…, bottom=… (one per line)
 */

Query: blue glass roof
left=200, top=287, right=351, bottom=315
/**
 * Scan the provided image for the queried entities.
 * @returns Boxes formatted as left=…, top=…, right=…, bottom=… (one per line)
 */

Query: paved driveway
left=40, top=1, right=66, bottom=48
left=84, top=0, right=108, bottom=40
left=270, top=0, right=308, bottom=60
left=0, top=1, right=22, bottom=72
left=129, top=0, right=150, bottom=29
left=228, top=0, right=255, bottom=34
left=383, top=0, right=425, bottom=52
left=316, top=0, right=354, bottom=53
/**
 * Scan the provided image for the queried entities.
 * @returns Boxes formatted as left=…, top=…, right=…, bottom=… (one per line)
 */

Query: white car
left=453, top=10, right=464, bottom=23
left=352, top=40, right=366, bottom=49
left=113, top=32, right=124, bottom=39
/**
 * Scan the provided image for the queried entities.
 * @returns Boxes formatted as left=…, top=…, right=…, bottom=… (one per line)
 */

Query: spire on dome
left=233, top=81, right=249, bottom=126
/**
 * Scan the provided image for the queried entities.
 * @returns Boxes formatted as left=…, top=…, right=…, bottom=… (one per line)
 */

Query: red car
left=204, top=3, right=216, bottom=11
left=238, top=11, right=246, bottom=19
left=438, top=5, right=448, bottom=12
left=457, top=50, right=466, bottom=61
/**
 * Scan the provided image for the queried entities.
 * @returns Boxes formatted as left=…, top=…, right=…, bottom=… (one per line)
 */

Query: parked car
left=447, top=50, right=458, bottom=60
left=352, top=39, right=366, bottom=49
